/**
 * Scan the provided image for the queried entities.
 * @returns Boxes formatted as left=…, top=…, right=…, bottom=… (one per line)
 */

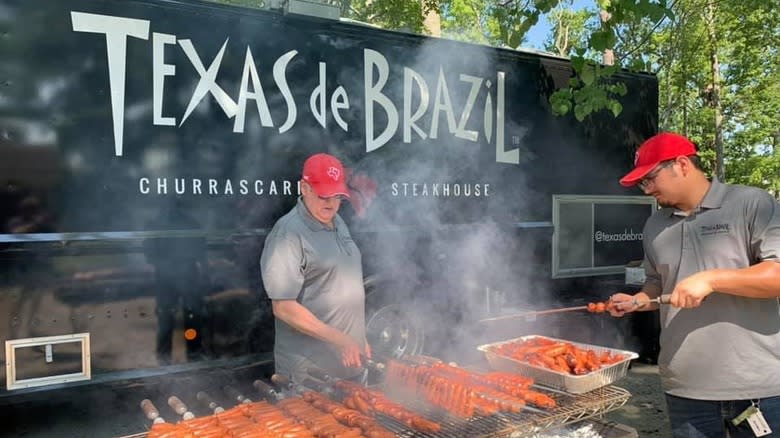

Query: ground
left=604, top=363, right=671, bottom=437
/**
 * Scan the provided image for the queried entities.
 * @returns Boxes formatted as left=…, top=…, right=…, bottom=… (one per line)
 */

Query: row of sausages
left=147, top=389, right=395, bottom=438
left=384, top=359, right=557, bottom=418
left=334, top=380, right=442, bottom=434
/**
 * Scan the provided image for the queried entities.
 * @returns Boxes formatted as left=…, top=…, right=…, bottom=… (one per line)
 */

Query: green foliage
left=646, top=0, right=780, bottom=193
left=205, top=0, right=779, bottom=191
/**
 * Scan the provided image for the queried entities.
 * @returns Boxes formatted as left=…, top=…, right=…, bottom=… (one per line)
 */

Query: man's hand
left=336, top=335, right=370, bottom=368
left=670, top=271, right=714, bottom=308
left=608, top=293, right=639, bottom=317
left=271, top=300, right=371, bottom=368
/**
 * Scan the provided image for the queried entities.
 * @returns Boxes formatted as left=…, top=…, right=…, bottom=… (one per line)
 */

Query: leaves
left=205, top=0, right=780, bottom=194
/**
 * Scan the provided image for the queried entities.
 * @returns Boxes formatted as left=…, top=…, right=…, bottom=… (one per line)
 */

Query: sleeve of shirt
left=260, top=230, right=305, bottom=300
left=749, top=191, right=780, bottom=262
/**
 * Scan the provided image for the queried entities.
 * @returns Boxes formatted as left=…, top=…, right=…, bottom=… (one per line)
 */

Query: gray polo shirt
left=642, top=178, right=780, bottom=399
left=261, top=198, right=366, bottom=380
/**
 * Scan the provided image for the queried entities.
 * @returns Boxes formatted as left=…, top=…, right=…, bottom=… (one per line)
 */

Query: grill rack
left=375, top=384, right=630, bottom=438
left=118, top=383, right=630, bottom=438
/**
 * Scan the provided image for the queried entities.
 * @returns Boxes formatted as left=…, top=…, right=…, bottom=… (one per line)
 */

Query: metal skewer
left=478, top=305, right=589, bottom=323
left=479, top=294, right=672, bottom=323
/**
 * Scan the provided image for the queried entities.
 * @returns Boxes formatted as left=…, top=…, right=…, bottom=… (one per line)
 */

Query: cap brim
left=310, top=181, right=351, bottom=199
left=619, top=163, right=657, bottom=187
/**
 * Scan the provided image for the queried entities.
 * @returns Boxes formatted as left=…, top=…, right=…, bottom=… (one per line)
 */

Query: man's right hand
left=337, top=335, right=368, bottom=368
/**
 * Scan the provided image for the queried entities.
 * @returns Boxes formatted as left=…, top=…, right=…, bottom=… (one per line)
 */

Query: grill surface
left=119, top=382, right=630, bottom=438
left=375, top=384, right=630, bottom=437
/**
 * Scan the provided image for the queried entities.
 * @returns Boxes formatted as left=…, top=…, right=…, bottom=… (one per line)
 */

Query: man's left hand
left=670, top=271, right=714, bottom=308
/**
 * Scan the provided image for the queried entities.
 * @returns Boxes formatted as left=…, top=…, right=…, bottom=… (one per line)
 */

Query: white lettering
left=310, top=62, right=327, bottom=129
left=483, top=80, right=493, bottom=143
left=234, top=46, right=274, bottom=133
left=403, top=67, right=429, bottom=142
left=455, top=74, right=481, bottom=142
left=594, top=229, right=644, bottom=242
left=274, top=50, right=298, bottom=134
left=332, top=86, right=349, bottom=132
left=430, top=67, right=457, bottom=140
left=178, top=38, right=238, bottom=125
left=152, top=32, right=177, bottom=126
left=139, top=178, right=150, bottom=194
left=494, top=72, right=517, bottom=164
left=70, top=12, right=150, bottom=156
left=364, top=49, right=398, bottom=152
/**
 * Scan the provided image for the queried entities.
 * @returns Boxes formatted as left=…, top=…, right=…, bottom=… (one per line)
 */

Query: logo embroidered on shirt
left=700, top=223, right=730, bottom=236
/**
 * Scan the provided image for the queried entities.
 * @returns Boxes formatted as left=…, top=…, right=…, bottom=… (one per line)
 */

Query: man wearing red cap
left=609, top=132, right=780, bottom=436
left=261, top=153, right=371, bottom=383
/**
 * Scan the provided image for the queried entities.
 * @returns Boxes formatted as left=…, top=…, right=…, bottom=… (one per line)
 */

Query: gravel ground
left=604, top=362, right=672, bottom=437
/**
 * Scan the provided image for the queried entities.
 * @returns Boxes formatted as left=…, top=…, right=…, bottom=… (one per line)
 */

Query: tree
left=545, top=0, right=594, bottom=57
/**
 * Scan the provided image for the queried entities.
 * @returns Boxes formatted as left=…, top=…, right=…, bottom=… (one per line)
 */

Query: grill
left=116, top=377, right=630, bottom=437
left=373, top=383, right=629, bottom=437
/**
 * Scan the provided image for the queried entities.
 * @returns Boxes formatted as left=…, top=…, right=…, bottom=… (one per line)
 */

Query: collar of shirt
left=669, top=177, right=726, bottom=218
left=295, top=196, right=340, bottom=232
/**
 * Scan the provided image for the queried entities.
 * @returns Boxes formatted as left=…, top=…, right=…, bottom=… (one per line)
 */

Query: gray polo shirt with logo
left=641, top=178, right=780, bottom=400
left=261, top=198, right=366, bottom=380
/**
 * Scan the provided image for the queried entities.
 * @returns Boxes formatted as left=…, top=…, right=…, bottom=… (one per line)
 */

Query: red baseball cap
left=619, top=132, right=697, bottom=187
left=302, top=153, right=351, bottom=198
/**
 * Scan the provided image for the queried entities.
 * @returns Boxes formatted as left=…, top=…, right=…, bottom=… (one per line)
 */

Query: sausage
left=411, top=416, right=442, bottom=433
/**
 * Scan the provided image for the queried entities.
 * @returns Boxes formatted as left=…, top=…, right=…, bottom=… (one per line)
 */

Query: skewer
left=196, top=391, right=225, bottom=413
left=167, top=395, right=195, bottom=420
left=305, top=366, right=334, bottom=383
left=479, top=294, right=673, bottom=323
left=140, top=399, right=166, bottom=424
left=270, top=373, right=294, bottom=391
left=253, top=379, right=282, bottom=401
left=224, top=385, right=252, bottom=404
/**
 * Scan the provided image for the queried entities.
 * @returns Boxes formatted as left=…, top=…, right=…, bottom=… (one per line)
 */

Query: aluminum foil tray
left=477, top=335, right=638, bottom=394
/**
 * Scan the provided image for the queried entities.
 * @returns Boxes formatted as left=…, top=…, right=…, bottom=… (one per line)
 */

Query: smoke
left=343, top=37, right=561, bottom=364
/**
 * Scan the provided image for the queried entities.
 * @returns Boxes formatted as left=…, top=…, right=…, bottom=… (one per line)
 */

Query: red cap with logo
left=619, top=132, right=697, bottom=187
left=302, top=153, right=351, bottom=198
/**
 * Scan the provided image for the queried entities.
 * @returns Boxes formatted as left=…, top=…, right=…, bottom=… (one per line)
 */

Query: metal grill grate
left=119, top=383, right=630, bottom=438
left=374, top=384, right=630, bottom=438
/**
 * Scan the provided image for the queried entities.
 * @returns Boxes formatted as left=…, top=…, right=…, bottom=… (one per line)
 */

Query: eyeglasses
left=318, top=194, right=347, bottom=201
left=302, top=181, right=346, bottom=201
left=638, top=160, right=675, bottom=191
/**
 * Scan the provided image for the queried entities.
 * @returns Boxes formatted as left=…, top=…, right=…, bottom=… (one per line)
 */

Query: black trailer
left=0, top=0, right=657, bottom=435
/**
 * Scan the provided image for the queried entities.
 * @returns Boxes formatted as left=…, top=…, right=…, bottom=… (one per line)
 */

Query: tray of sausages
left=477, top=335, right=638, bottom=394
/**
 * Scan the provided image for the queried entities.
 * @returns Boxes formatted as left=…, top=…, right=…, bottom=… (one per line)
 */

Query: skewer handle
left=271, top=373, right=293, bottom=390
left=253, top=380, right=279, bottom=401
left=305, top=366, right=332, bottom=382
left=167, top=395, right=195, bottom=420
left=225, top=385, right=252, bottom=404
left=140, top=399, right=166, bottom=424
left=196, top=391, right=225, bottom=413
left=300, top=377, right=329, bottom=393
